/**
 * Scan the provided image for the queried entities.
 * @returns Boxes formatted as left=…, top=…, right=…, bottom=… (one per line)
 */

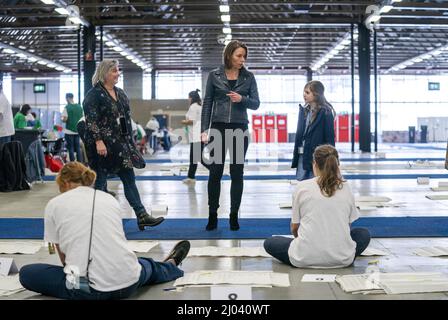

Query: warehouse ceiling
left=1, top=0, right=448, bottom=75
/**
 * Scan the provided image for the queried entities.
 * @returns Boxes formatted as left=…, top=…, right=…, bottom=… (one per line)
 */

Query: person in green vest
left=14, top=104, right=31, bottom=129
left=62, top=93, right=84, bottom=162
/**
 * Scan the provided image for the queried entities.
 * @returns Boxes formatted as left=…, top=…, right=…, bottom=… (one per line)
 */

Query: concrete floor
left=2, top=142, right=448, bottom=300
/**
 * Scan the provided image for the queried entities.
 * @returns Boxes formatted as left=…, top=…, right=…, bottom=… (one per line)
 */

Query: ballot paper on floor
left=0, top=258, right=18, bottom=276
left=0, top=242, right=43, bottom=254
left=355, top=196, right=391, bottom=202
left=151, top=205, right=168, bottom=216
left=430, top=187, right=448, bottom=192
left=336, top=272, right=448, bottom=295
left=414, top=247, right=448, bottom=257
left=278, top=202, right=292, bottom=209
left=425, top=194, right=448, bottom=200
left=188, top=247, right=271, bottom=258
left=173, top=270, right=290, bottom=288
left=0, top=274, right=25, bottom=297
left=360, top=247, right=389, bottom=256
left=127, top=241, right=159, bottom=253
left=301, top=274, right=336, bottom=282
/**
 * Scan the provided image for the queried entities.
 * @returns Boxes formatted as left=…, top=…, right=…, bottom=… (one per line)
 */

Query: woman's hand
left=226, top=91, right=242, bottom=103
left=201, top=132, right=209, bottom=144
left=96, top=140, right=107, bottom=157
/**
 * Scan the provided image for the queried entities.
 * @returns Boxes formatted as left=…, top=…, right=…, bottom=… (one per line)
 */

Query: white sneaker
left=182, top=178, right=196, bottom=185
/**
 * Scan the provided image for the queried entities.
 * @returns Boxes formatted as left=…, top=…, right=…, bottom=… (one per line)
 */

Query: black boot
left=206, top=212, right=218, bottom=231
left=229, top=212, right=239, bottom=231
left=137, top=212, right=164, bottom=231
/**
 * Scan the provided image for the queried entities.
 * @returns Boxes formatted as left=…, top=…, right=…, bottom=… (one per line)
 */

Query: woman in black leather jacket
left=201, top=40, right=260, bottom=231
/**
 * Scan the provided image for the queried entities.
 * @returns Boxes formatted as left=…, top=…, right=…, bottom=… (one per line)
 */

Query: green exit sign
left=428, top=82, right=440, bottom=91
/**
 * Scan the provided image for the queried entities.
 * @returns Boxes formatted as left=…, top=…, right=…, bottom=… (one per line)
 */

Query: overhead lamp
left=40, top=0, right=55, bottom=4
left=126, top=55, right=134, bottom=60
left=225, top=34, right=232, bottom=41
left=219, top=5, right=230, bottom=13
left=37, top=60, right=48, bottom=65
left=391, top=0, right=402, bottom=3
left=112, top=46, right=123, bottom=52
left=63, top=69, right=71, bottom=73
left=55, top=8, right=70, bottom=15
left=47, top=63, right=57, bottom=68
left=221, top=15, right=231, bottom=22
left=119, top=51, right=127, bottom=56
left=56, top=66, right=65, bottom=71
left=105, top=41, right=115, bottom=47
left=27, top=57, right=38, bottom=62
left=132, top=59, right=139, bottom=63
left=3, top=48, right=15, bottom=54
left=223, top=27, right=232, bottom=34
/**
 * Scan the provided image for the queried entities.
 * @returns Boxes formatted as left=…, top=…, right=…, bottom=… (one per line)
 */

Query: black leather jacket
left=201, top=65, right=260, bottom=132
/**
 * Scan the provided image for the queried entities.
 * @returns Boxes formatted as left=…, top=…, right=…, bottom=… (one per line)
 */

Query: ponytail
left=56, top=161, right=97, bottom=188
left=313, top=145, right=345, bottom=197
left=188, top=89, right=202, bottom=106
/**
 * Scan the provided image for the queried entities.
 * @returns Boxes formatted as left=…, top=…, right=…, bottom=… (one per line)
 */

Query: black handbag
left=130, top=146, right=146, bottom=169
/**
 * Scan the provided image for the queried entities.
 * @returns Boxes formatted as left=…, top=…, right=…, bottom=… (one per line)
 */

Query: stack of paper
left=0, top=242, right=44, bottom=255
left=188, top=247, right=271, bottom=258
left=414, top=247, right=448, bottom=257
left=127, top=241, right=159, bottom=253
left=360, top=248, right=389, bottom=256
left=174, top=270, right=290, bottom=288
left=336, top=272, right=448, bottom=295
left=0, top=275, right=25, bottom=297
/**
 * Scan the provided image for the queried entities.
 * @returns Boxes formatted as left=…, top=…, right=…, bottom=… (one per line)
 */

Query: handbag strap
left=85, top=189, right=96, bottom=283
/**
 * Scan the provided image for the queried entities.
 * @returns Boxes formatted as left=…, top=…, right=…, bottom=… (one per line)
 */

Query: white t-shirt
left=44, top=186, right=141, bottom=292
left=0, top=92, right=14, bottom=138
left=288, top=177, right=359, bottom=268
left=185, top=103, right=202, bottom=143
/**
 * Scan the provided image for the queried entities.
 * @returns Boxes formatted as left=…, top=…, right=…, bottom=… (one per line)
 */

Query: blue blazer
left=291, top=105, right=335, bottom=170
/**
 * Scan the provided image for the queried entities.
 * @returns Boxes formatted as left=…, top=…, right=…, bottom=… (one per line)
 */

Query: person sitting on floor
left=264, top=144, right=371, bottom=268
left=19, top=161, right=190, bottom=300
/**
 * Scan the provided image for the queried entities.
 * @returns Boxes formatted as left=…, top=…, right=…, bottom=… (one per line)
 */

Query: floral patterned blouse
left=83, top=82, right=138, bottom=174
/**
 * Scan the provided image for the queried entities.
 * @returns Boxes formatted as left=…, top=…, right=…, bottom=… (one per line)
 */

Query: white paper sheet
left=430, top=187, right=448, bottom=192
left=336, top=272, right=448, bottom=295
left=414, top=246, right=448, bottom=257
left=355, top=196, right=391, bottom=202
left=151, top=205, right=168, bottom=216
left=0, top=242, right=44, bottom=254
left=188, top=247, right=271, bottom=258
left=278, top=203, right=292, bottom=209
left=127, top=241, right=159, bottom=253
left=0, top=274, right=25, bottom=297
left=173, top=270, right=290, bottom=288
left=301, top=274, right=336, bottom=282
left=425, top=194, right=448, bottom=200
left=360, top=247, right=389, bottom=256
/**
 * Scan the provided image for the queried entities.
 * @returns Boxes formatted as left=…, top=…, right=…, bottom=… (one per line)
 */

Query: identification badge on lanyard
left=298, top=147, right=304, bottom=154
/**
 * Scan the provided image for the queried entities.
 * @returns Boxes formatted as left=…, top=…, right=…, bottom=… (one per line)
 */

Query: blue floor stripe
left=2, top=217, right=448, bottom=239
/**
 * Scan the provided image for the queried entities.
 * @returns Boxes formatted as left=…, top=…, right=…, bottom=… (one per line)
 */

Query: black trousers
left=206, top=122, right=249, bottom=214
left=187, top=142, right=210, bottom=179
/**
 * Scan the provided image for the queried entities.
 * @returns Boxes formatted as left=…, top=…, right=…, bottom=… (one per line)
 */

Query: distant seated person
left=264, top=144, right=371, bottom=269
left=160, top=128, right=181, bottom=152
left=27, top=112, right=42, bottom=129
left=13, top=104, right=32, bottom=129
left=19, top=161, right=191, bottom=300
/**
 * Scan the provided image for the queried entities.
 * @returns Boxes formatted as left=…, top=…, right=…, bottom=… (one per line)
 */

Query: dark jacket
left=291, top=105, right=335, bottom=171
left=83, top=83, right=138, bottom=174
left=0, top=141, right=30, bottom=192
left=201, top=65, right=260, bottom=133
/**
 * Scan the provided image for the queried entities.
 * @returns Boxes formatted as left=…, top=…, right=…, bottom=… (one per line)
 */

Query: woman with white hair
left=82, top=59, right=164, bottom=230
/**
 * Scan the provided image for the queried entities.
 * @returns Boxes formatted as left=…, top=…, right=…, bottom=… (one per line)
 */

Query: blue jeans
left=296, top=156, right=314, bottom=181
left=264, top=228, right=371, bottom=266
left=19, top=257, right=183, bottom=300
left=65, top=134, right=82, bottom=162
left=94, top=167, right=145, bottom=216
left=0, top=135, right=12, bottom=148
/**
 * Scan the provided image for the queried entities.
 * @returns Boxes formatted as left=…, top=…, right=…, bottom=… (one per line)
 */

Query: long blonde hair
left=56, top=161, right=96, bottom=189
left=313, top=144, right=345, bottom=197
left=92, top=59, right=119, bottom=86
